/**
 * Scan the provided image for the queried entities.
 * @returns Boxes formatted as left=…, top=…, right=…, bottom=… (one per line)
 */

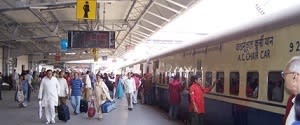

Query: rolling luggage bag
left=58, top=104, right=70, bottom=122
left=80, top=99, right=88, bottom=113
left=87, top=100, right=96, bottom=118
left=101, top=101, right=116, bottom=113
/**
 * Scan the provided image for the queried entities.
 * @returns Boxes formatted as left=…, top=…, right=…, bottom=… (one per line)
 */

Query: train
left=121, top=5, right=300, bottom=125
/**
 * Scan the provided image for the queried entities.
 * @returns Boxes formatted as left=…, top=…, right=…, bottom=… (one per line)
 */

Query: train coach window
left=205, top=72, right=212, bottom=87
left=216, top=72, right=224, bottom=93
left=230, top=72, right=240, bottom=95
left=268, top=71, right=284, bottom=102
left=246, top=72, right=259, bottom=98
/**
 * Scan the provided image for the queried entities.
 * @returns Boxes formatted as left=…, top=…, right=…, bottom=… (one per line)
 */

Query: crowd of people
left=167, top=74, right=216, bottom=125
left=0, top=67, right=153, bottom=124
left=1, top=55, right=300, bottom=125
left=166, top=56, right=300, bottom=125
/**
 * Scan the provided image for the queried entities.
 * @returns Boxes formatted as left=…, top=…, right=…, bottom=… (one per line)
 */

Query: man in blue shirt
left=70, top=72, right=83, bottom=114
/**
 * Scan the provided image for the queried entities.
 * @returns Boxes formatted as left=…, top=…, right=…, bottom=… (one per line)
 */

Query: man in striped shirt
left=70, top=72, right=83, bottom=115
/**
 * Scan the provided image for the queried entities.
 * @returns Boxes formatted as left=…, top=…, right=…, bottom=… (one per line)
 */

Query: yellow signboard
left=76, top=0, right=97, bottom=20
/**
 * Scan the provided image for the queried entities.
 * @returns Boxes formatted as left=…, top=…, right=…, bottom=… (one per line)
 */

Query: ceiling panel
left=52, top=8, right=75, bottom=21
left=98, top=1, right=132, bottom=20
left=149, top=5, right=176, bottom=19
left=4, top=10, right=40, bottom=23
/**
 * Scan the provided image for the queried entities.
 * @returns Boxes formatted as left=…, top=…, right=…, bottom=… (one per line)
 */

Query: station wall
left=15, top=55, right=28, bottom=74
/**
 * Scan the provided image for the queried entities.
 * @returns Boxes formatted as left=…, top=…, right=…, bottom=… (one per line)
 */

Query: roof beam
left=3, top=0, right=14, bottom=8
left=133, top=30, right=151, bottom=37
left=137, top=24, right=156, bottom=32
left=146, top=11, right=170, bottom=22
left=125, top=38, right=140, bottom=44
left=124, top=0, right=137, bottom=21
left=0, top=35, right=59, bottom=42
left=131, top=32, right=147, bottom=39
left=0, top=1, right=75, bottom=12
left=29, top=8, right=56, bottom=32
left=141, top=18, right=162, bottom=28
left=153, top=1, right=180, bottom=14
left=165, top=0, right=188, bottom=9
left=3, top=19, right=127, bottom=28
left=130, top=35, right=144, bottom=41
left=114, top=0, right=154, bottom=52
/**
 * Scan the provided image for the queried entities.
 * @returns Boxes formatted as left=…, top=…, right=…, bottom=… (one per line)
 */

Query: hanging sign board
left=76, top=0, right=97, bottom=20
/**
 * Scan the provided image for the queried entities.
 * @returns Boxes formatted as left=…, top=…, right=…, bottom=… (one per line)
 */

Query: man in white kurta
left=124, top=73, right=136, bottom=110
left=57, top=71, right=69, bottom=105
left=38, top=70, right=60, bottom=124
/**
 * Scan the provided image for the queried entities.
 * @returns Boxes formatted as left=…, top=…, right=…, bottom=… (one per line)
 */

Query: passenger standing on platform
left=188, top=75, right=215, bottom=125
left=83, top=71, right=92, bottom=102
left=12, top=69, right=19, bottom=90
left=144, top=73, right=153, bottom=105
left=64, top=72, right=72, bottom=88
left=89, top=71, right=96, bottom=90
left=124, top=72, right=136, bottom=110
left=116, top=74, right=124, bottom=99
left=168, top=75, right=183, bottom=120
left=133, top=73, right=141, bottom=104
left=283, top=56, right=300, bottom=125
left=108, top=72, right=116, bottom=99
left=70, top=72, right=83, bottom=115
left=25, top=70, right=33, bottom=102
left=57, top=71, right=69, bottom=105
left=20, top=74, right=29, bottom=107
left=94, top=75, right=113, bottom=120
left=94, top=75, right=105, bottom=120
left=38, top=70, right=60, bottom=124
left=139, top=74, right=146, bottom=104
left=31, top=71, right=39, bottom=93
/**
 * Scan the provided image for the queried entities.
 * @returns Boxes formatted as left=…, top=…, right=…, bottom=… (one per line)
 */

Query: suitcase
left=58, top=104, right=70, bottom=122
left=87, top=100, right=96, bottom=118
left=101, top=101, right=116, bottom=113
left=80, top=99, right=88, bottom=113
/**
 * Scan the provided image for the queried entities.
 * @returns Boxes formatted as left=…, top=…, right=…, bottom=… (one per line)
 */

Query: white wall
left=38, top=64, right=54, bottom=72
left=16, top=55, right=28, bottom=74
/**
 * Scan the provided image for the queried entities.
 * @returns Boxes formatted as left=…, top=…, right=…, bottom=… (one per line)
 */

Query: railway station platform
left=0, top=90, right=182, bottom=125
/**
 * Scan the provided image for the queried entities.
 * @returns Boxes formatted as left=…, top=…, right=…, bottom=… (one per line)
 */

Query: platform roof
left=0, top=0, right=198, bottom=64
left=1, top=0, right=300, bottom=70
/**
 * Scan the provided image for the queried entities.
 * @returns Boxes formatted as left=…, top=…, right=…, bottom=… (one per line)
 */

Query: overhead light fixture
left=65, top=52, right=76, bottom=55
left=48, top=53, right=56, bottom=55
left=29, top=6, right=49, bottom=9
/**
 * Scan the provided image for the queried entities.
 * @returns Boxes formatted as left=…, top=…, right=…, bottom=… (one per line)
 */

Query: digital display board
left=68, top=31, right=115, bottom=49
